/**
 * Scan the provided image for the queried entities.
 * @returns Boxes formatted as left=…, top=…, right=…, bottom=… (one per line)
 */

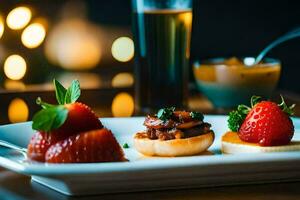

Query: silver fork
left=0, top=140, right=27, bottom=157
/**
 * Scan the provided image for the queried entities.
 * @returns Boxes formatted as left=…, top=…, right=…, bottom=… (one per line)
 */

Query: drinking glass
left=132, top=0, right=193, bottom=113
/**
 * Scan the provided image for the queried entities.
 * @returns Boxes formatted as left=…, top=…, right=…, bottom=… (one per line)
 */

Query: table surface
left=1, top=89, right=300, bottom=199
left=0, top=167, right=300, bottom=200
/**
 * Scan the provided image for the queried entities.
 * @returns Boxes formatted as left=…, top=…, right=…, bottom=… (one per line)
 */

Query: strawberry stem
left=237, top=104, right=251, bottom=114
left=278, top=95, right=295, bottom=116
left=250, top=96, right=262, bottom=108
left=32, top=79, right=81, bottom=132
left=35, top=97, right=55, bottom=109
left=36, top=97, right=55, bottom=109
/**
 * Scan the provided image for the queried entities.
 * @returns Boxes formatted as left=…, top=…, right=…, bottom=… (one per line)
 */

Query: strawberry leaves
left=32, top=106, right=68, bottom=132
left=32, top=79, right=81, bottom=132
left=54, top=79, right=80, bottom=105
left=278, top=95, right=295, bottom=116
left=36, top=97, right=55, bottom=109
left=250, top=96, right=262, bottom=107
left=54, top=79, right=67, bottom=105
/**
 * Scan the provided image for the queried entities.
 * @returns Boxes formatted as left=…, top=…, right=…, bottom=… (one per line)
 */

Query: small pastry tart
left=134, top=108, right=215, bottom=157
left=221, top=131, right=300, bottom=154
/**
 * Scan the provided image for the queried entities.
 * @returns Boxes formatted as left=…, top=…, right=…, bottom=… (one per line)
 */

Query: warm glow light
left=179, top=11, right=193, bottom=26
left=4, top=55, right=27, bottom=80
left=44, top=19, right=102, bottom=70
left=112, top=72, right=134, bottom=88
left=6, top=7, right=32, bottom=30
left=111, top=37, right=134, bottom=62
left=111, top=92, right=134, bottom=117
left=8, top=98, right=29, bottom=123
left=21, top=23, right=46, bottom=48
left=0, top=15, right=4, bottom=39
left=4, top=80, right=26, bottom=90
left=56, top=72, right=102, bottom=89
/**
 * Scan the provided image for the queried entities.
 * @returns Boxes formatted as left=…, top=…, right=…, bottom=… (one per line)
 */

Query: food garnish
left=190, top=111, right=204, bottom=121
left=134, top=108, right=214, bottom=156
left=144, top=108, right=211, bottom=140
left=156, top=107, right=175, bottom=121
left=27, top=79, right=125, bottom=163
left=227, top=95, right=295, bottom=146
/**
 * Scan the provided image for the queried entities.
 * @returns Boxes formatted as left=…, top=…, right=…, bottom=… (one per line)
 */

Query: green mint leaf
left=250, top=96, right=262, bottom=108
left=190, top=111, right=204, bottom=121
left=32, top=105, right=68, bottom=132
left=157, top=107, right=175, bottom=121
left=123, top=143, right=129, bottom=148
left=65, top=80, right=81, bottom=104
left=53, top=79, right=67, bottom=105
left=278, top=95, right=295, bottom=116
left=36, top=97, right=55, bottom=109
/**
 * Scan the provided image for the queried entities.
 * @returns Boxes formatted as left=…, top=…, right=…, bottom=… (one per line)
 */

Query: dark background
left=2, top=0, right=300, bottom=93
left=88, top=0, right=300, bottom=93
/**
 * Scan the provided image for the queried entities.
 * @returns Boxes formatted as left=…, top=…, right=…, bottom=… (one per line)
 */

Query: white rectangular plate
left=0, top=115, right=300, bottom=196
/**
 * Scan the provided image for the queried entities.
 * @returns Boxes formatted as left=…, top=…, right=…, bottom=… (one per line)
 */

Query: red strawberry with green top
left=27, top=131, right=58, bottom=162
left=27, top=79, right=103, bottom=162
left=228, top=96, right=295, bottom=146
left=56, top=102, right=102, bottom=137
left=45, top=128, right=125, bottom=163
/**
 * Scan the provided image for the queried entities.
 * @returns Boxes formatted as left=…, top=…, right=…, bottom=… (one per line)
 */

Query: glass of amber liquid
left=132, top=0, right=193, bottom=113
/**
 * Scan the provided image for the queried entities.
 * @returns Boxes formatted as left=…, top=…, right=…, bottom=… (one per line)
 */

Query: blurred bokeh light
left=6, top=6, right=32, bottom=30
left=111, top=92, right=134, bottom=117
left=56, top=72, right=102, bottom=89
left=111, top=37, right=134, bottom=62
left=21, top=23, right=46, bottom=48
left=8, top=98, right=29, bottom=123
left=4, top=55, right=27, bottom=80
left=0, top=1, right=137, bottom=125
left=4, top=80, right=26, bottom=90
left=112, top=72, right=134, bottom=88
left=45, top=19, right=102, bottom=70
left=0, top=15, right=4, bottom=39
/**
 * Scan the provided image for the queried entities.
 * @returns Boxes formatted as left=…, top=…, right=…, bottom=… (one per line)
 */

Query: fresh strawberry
left=45, top=128, right=125, bottom=163
left=27, top=79, right=102, bottom=162
left=27, top=131, right=60, bottom=162
left=57, top=102, right=103, bottom=136
left=239, top=101, right=294, bottom=146
left=228, top=96, right=295, bottom=146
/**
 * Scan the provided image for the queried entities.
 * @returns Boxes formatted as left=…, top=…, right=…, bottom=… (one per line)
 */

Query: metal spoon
left=0, top=140, right=27, bottom=157
left=254, top=27, right=300, bottom=65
